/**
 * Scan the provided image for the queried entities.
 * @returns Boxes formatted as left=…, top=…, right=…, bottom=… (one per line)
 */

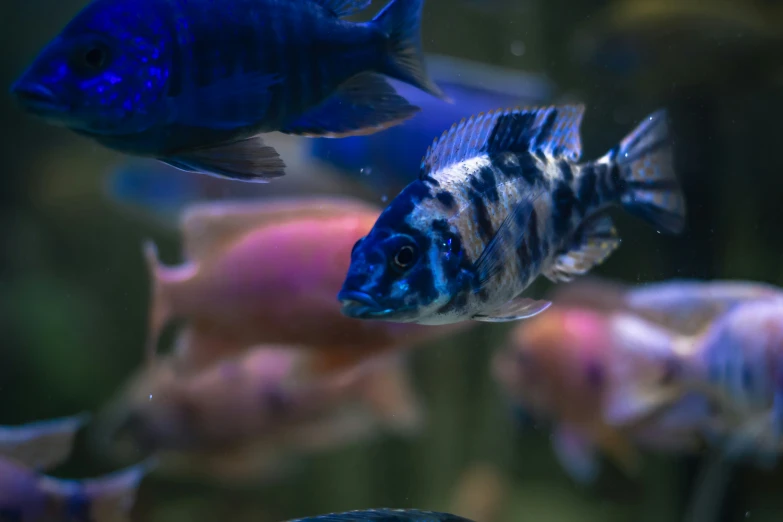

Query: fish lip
left=11, top=81, right=67, bottom=114
left=337, top=290, right=392, bottom=318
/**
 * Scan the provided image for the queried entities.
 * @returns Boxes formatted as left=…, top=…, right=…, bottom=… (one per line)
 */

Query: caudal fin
left=373, top=0, right=450, bottom=102
left=612, top=109, right=686, bottom=235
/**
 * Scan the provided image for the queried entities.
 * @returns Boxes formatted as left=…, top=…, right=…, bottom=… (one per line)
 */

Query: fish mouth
left=11, top=82, right=67, bottom=115
left=337, top=290, right=393, bottom=319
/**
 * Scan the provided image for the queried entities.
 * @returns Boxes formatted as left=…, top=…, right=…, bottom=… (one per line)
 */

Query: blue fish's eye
left=392, top=244, right=417, bottom=271
left=71, top=41, right=111, bottom=74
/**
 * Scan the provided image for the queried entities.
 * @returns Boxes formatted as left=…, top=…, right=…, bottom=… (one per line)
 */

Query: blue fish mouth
left=11, top=82, right=68, bottom=115
left=337, top=290, right=393, bottom=319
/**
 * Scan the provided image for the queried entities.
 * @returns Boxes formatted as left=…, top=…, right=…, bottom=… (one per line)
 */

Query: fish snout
left=337, top=289, right=384, bottom=319
left=11, top=80, right=64, bottom=114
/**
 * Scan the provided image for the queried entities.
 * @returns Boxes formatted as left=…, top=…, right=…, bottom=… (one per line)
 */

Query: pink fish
left=97, top=341, right=422, bottom=483
left=144, top=196, right=470, bottom=373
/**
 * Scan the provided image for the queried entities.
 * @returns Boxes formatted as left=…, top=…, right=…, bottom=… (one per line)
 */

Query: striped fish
left=338, top=104, right=686, bottom=325
left=11, top=0, right=447, bottom=182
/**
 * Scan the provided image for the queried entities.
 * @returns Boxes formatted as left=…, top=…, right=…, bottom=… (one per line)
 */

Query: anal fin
left=281, top=73, right=420, bottom=138
left=161, top=136, right=286, bottom=182
left=473, top=297, right=551, bottom=322
left=544, top=213, right=620, bottom=283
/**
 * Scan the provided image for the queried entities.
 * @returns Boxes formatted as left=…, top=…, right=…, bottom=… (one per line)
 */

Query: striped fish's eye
left=393, top=245, right=416, bottom=270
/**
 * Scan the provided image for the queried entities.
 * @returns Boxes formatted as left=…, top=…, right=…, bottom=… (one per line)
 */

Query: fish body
left=492, top=305, right=703, bottom=483
left=338, top=105, right=686, bottom=325
left=144, top=196, right=470, bottom=371
left=0, top=413, right=90, bottom=472
left=11, top=0, right=446, bottom=182
left=98, top=343, right=421, bottom=482
left=0, top=457, right=152, bottom=522
left=284, top=509, right=475, bottom=522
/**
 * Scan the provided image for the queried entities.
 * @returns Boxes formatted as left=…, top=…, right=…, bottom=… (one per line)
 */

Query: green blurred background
left=3, top=0, right=783, bottom=521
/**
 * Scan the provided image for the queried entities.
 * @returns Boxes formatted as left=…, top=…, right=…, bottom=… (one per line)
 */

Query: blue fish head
left=338, top=189, right=470, bottom=323
left=11, top=0, right=172, bottom=136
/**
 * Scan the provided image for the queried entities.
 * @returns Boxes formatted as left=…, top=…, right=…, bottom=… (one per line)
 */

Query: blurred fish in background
left=143, top=196, right=473, bottom=373
left=570, top=0, right=783, bottom=100
left=0, top=414, right=152, bottom=522
left=0, top=412, right=89, bottom=471
left=95, top=343, right=422, bottom=484
left=307, top=54, right=555, bottom=200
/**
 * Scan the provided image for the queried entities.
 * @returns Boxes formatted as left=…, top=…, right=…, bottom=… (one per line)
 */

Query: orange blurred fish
left=97, top=341, right=423, bottom=482
left=491, top=305, right=705, bottom=483
left=143, top=196, right=470, bottom=373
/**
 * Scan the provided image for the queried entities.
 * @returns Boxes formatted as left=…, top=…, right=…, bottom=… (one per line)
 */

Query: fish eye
left=392, top=245, right=416, bottom=270
left=84, top=46, right=108, bottom=69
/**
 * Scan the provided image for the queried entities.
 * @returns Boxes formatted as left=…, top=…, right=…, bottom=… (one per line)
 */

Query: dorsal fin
left=180, top=197, right=381, bottom=261
left=314, top=0, right=371, bottom=17
left=419, top=104, right=586, bottom=178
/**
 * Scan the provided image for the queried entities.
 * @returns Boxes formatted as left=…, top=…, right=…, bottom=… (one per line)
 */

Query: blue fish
left=0, top=413, right=91, bottom=472
left=11, top=0, right=447, bottom=182
left=285, top=509, right=475, bottom=522
left=309, top=55, right=554, bottom=198
left=338, top=105, right=686, bottom=325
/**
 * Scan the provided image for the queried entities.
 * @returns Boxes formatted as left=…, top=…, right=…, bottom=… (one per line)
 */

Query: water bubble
left=360, top=167, right=373, bottom=176
left=381, top=194, right=388, bottom=203
left=510, top=40, right=526, bottom=57
left=149, top=394, right=153, bottom=401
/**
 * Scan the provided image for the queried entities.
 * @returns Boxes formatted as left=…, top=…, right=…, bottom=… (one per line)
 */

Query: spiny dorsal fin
left=180, top=197, right=381, bottom=261
left=419, top=104, right=585, bottom=178
left=314, top=0, right=371, bottom=17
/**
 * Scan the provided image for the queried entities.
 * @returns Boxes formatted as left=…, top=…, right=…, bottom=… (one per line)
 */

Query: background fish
left=143, top=196, right=471, bottom=373
left=491, top=305, right=704, bottom=484
left=11, top=0, right=447, bottom=181
left=339, top=105, right=686, bottom=325
left=95, top=343, right=422, bottom=483
left=0, top=457, right=153, bottom=522
left=0, top=412, right=90, bottom=471
left=308, top=54, right=555, bottom=199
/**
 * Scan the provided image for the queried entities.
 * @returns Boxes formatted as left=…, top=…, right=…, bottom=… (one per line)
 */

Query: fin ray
left=543, top=214, right=620, bottom=283
left=474, top=297, right=551, bottom=322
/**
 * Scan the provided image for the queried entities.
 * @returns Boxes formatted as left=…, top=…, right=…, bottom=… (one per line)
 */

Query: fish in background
left=339, top=105, right=686, bottom=325
left=0, top=412, right=90, bottom=471
left=11, top=0, right=447, bottom=182
left=281, top=509, right=476, bottom=522
left=143, top=196, right=471, bottom=373
left=95, top=342, right=422, bottom=483
left=104, top=134, right=379, bottom=231
left=0, top=415, right=153, bottom=522
left=491, top=304, right=706, bottom=484
left=606, top=283, right=783, bottom=468
left=308, top=54, right=555, bottom=199
left=570, top=0, right=783, bottom=99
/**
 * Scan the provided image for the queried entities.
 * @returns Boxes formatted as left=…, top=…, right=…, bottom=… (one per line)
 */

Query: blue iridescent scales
left=338, top=104, right=686, bottom=325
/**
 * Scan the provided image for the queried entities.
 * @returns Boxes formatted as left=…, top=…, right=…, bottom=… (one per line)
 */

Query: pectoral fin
left=544, top=214, right=620, bottom=283
left=473, top=297, right=552, bottom=322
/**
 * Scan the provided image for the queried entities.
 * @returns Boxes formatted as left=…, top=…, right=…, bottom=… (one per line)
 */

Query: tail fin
left=612, top=109, right=686, bottom=234
left=373, top=0, right=450, bottom=102
left=0, top=412, right=91, bottom=472
left=42, top=458, right=156, bottom=522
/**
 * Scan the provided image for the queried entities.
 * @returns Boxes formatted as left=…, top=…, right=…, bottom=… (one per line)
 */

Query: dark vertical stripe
left=576, top=166, right=597, bottom=214
left=470, top=165, right=499, bottom=203
left=552, top=181, right=576, bottom=237
left=470, top=189, right=495, bottom=244
left=526, top=208, right=541, bottom=265
left=558, top=159, right=574, bottom=183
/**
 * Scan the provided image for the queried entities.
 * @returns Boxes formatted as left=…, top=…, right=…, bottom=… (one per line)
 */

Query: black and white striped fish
left=337, top=104, right=686, bottom=324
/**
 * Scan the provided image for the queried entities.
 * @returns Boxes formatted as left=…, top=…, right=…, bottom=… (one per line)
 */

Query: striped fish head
left=338, top=190, right=470, bottom=323
left=11, top=0, right=172, bottom=136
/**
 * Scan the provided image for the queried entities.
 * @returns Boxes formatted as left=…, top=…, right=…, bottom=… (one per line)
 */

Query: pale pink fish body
left=100, top=341, right=422, bottom=482
left=145, top=197, right=471, bottom=372
left=492, top=304, right=703, bottom=483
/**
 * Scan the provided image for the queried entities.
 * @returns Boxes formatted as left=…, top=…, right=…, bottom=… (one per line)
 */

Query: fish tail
left=79, top=458, right=157, bottom=522
left=373, top=0, right=450, bottom=102
left=143, top=240, right=172, bottom=367
left=610, top=109, right=686, bottom=235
